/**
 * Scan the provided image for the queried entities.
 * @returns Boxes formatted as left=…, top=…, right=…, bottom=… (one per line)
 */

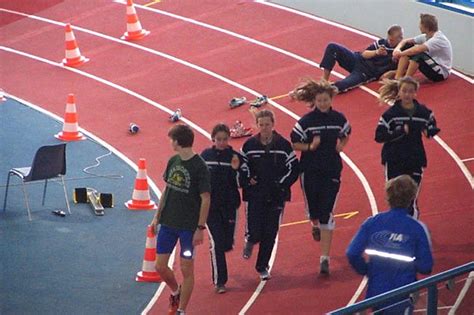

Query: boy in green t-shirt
left=151, top=124, right=211, bottom=315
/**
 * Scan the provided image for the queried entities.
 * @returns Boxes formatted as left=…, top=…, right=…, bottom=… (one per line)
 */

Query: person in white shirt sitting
left=391, top=13, right=452, bottom=82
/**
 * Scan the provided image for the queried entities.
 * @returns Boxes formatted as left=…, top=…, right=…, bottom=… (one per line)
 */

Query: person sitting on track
left=391, top=13, right=452, bottom=82
left=240, top=109, right=299, bottom=281
left=319, top=25, right=403, bottom=93
left=151, top=124, right=211, bottom=315
left=201, top=123, right=244, bottom=294
left=290, top=78, right=351, bottom=275
left=375, top=76, right=440, bottom=219
left=346, top=175, right=433, bottom=314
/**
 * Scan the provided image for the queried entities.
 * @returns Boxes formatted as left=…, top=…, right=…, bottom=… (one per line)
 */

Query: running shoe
left=312, top=226, right=321, bottom=242
left=320, top=259, right=330, bottom=275
left=169, top=109, right=182, bottom=122
left=168, top=289, right=181, bottom=315
left=229, top=97, right=247, bottom=109
left=215, top=284, right=227, bottom=294
left=242, top=241, right=254, bottom=259
left=230, top=121, right=252, bottom=138
left=258, top=269, right=271, bottom=281
left=250, top=95, right=268, bottom=108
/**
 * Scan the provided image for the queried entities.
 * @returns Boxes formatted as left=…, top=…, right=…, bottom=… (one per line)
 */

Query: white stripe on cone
left=132, top=190, right=151, bottom=201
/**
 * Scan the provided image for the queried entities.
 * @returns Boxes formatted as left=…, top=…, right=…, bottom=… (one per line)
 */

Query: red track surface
left=1, top=0, right=472, bottom=313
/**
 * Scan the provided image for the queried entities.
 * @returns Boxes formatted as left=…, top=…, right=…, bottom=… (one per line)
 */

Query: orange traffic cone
left=125, top=158, right=157, bottom=210
left=61, top=24, right=89, bottom=67
left=121, top=0, right=150, bottom=41
left=136, top=225, right=161, bottom=282
left=55, top=94, right=86, bottom=141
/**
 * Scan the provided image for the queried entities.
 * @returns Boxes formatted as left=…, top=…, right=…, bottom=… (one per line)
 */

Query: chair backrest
left=24, top=143, right=67, bottom=182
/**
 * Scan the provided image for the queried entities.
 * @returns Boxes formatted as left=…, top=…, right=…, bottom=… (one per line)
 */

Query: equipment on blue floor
left=73, top=187, right=113, bottom=216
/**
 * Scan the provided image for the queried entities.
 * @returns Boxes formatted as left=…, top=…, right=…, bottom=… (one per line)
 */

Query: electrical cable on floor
left=82, top=149, right=124, bottom=179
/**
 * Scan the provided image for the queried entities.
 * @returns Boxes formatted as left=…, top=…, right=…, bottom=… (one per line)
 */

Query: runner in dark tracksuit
left=240, top=112, right=299, bottom=280
left=290, top=79, right=351, bottom=275
left=201, top=145, right=242, bottom=291
left=375, top=77, right=440, bottom=218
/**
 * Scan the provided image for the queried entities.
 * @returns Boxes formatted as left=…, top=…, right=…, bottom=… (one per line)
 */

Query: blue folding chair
left=3, top=143, right=71, bottom=220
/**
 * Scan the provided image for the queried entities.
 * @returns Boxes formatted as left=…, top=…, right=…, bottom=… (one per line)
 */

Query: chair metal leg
left=61, top=176, right=71, bottom=214
left=20, top=181, right=32, bottom=221
left=3, top=172, right=12, bottom=211
left=42, top=179, right=48, bottom=206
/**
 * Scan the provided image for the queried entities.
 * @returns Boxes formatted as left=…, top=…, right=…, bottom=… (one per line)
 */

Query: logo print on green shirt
left=167, top=165, right=191, bottom=193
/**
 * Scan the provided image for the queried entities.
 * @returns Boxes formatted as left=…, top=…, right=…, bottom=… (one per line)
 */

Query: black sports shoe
left=320, top=259, right=330, bottom=275
left=312, top=226, right=321, bottom=242
left=258, top=269, right=271, bottom=281
left=243, top=241, right=254, bottom=259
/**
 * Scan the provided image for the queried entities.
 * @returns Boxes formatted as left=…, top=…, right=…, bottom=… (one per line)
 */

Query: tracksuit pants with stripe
left=246, top=199, right=284, bottom=273
left=386, top=163, right=423, bottom=217
left=320, top=43, right=375, bottom=93
left=207, top=209, right=236, bottom=286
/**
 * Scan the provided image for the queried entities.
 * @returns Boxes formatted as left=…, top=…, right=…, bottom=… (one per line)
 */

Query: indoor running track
left=0, top=0, right=473, bottom=314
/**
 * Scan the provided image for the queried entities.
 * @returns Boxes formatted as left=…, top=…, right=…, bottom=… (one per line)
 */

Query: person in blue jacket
left=201, top=123, right=243, bottom=294
left=346, top=175, right=433, bottom=314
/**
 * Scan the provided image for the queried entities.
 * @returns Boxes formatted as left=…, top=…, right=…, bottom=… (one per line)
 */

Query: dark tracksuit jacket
left=347, top=208, right=433, bottom=313
left=375, top=99, right=440, bottom=181
left=240, top=131, right=299, bottom=272
left=291, top=107, right=351, bottom=223
left=201, top=146, right=242, bottom=286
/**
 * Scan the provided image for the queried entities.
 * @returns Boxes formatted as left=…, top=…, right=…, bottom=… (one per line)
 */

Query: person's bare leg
left=178, top=258, right=195, bottom=311
left=323, top=69, right=331, bottom=81
left=381, top=70, right=396, bottom=80
left=395, top=56, right=410, bottom=79
left=405, top=60, right=420, bottom=77
left=320, top=229, right=333, bottom=257
left=156, top=254, right=179, bottom=292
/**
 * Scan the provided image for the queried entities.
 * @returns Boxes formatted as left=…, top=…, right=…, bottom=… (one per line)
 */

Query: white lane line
left=0, top=8, right=380, bottom=305
left=347, top=276, right=368, bottom=306
left=461, top=157, right=474, bottom=162
left=5, top=92, right=173, bottom=314
left=0, top=46, right=209, bottom=312
left=256, top=0, right=474, bottom=84
left=141, top=247, right=177, bottom=315
left=4, top=93, right=162, bottom=196
left=115, top=0, right=473, bottom=188
left=0, top=10, right=378, bottom=311
left=238, top=235, right=279, bottom=315
left=112, top=0, right=379, bottom=99
left=434, top=136, right=473, bottom=189
left=448, top=271, right=474, bottom=315
left=0, top=46, right=211, bottom=141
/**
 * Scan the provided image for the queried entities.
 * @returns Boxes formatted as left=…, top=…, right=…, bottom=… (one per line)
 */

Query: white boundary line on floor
left=0, top=9, right=380, bottom=313
left=113, top=0, right=472, bottom=189
left=257, top=1, right=474, bottom=84
left=4, top=91, right=173, bottom=314
left=448, top=271, right=474, bottom=315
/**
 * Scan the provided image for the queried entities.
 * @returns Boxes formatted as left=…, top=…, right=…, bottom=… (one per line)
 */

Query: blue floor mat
left=0, top=97, right=160, bottom=315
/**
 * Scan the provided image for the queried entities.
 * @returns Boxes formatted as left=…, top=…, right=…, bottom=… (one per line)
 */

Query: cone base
left=62, top=56, right=90, bottom=67
left=55, top=132, right=86, bottom=142
left=121, top=30, right=150, bottom=41
left=136, top=271, right=161, bottom=283
left=125, top=200, right=157, bottom=210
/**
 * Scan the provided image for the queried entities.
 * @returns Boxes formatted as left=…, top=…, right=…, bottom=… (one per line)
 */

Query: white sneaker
left=259, top=269, right=271, bottom=281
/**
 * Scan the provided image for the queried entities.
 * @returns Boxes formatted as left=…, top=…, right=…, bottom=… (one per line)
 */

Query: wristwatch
left=197, top=225, right=206, bottom=230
